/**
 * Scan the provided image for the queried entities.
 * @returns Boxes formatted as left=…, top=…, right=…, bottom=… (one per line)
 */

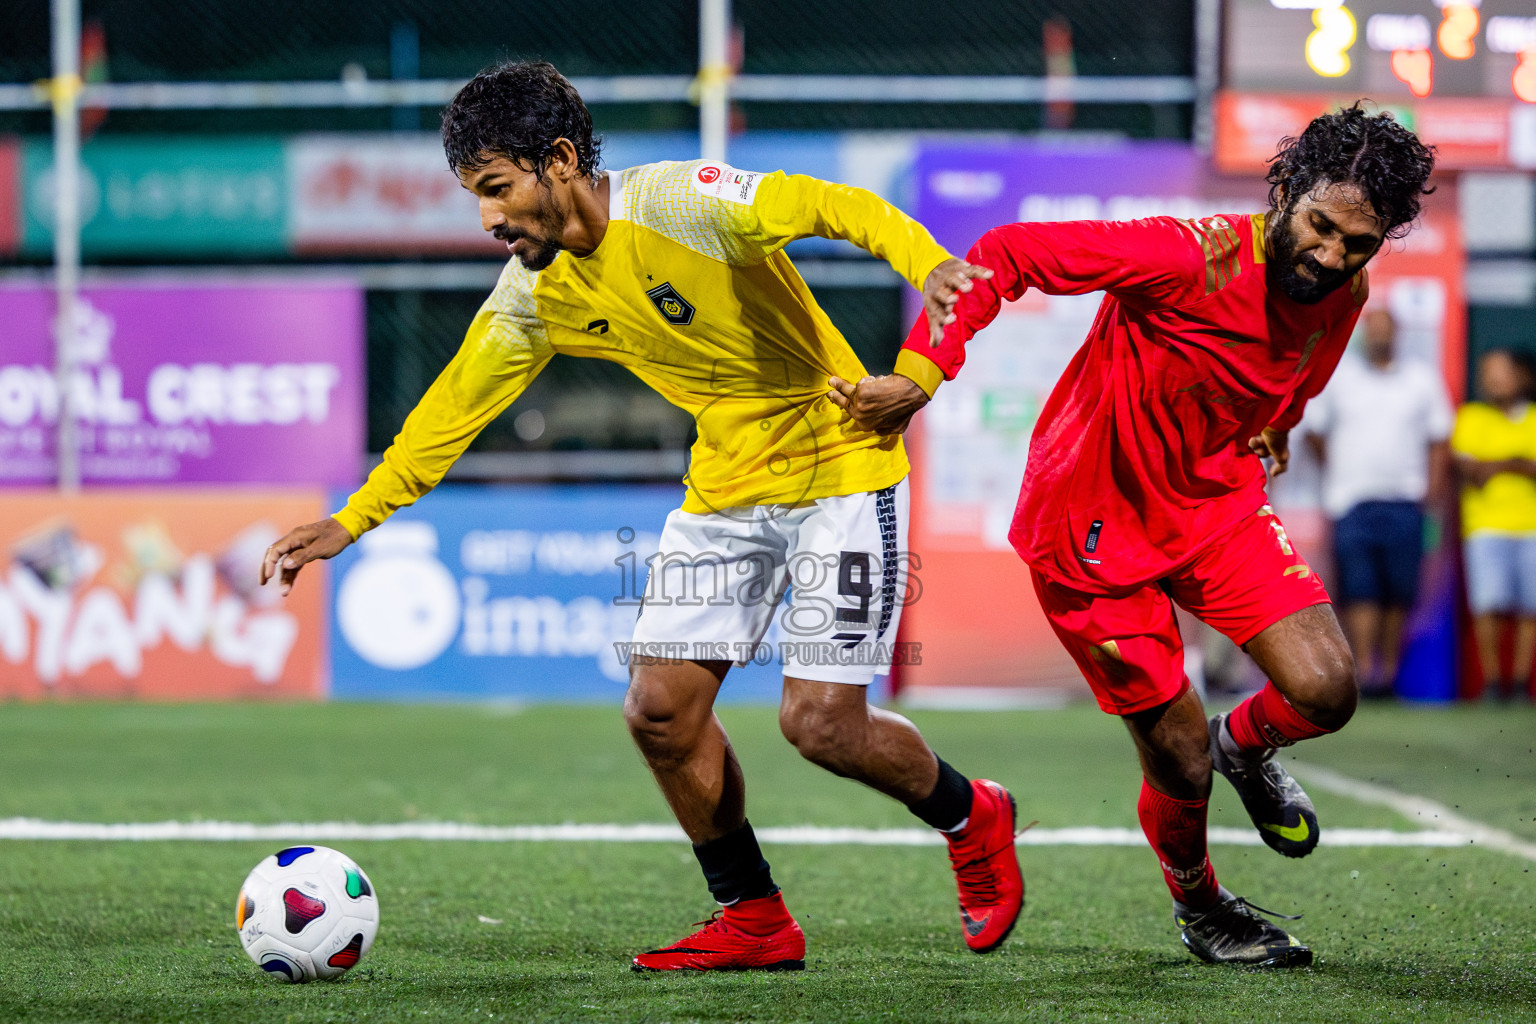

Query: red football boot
left=946, top=779, right=1024, bottom=953
left=631, top=891, right=806, bottom=972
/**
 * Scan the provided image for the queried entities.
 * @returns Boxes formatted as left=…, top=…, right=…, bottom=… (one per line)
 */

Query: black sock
left=693, top=821, right=778, bottom=905
left=906, top=758, right=974, bottom=832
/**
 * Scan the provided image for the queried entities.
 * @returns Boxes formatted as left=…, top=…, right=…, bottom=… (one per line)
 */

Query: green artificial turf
left=0, top=701, right=1531, bottom=1023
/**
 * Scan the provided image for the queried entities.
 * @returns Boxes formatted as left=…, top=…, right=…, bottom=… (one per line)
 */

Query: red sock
left=1226, top=682, right=1331, bottom=751
left=1137, top=780, right=1220, bottom=909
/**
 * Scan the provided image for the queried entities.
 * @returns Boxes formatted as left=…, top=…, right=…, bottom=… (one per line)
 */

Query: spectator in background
left=1303, top=310, right=1452, bottom=697
left=1451, top=348, right=1536, bottom=701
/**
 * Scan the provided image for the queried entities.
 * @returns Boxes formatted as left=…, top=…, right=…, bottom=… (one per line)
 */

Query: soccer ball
left=235, top=845, right=379, bottom=983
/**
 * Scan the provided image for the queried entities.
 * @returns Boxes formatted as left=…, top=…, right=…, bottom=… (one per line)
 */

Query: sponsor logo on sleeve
left=692, top=163, right=761, bottom=205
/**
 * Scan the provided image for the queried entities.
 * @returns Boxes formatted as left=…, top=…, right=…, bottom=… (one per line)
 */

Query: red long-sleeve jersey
left=899, top=214, right=1366, bottom=593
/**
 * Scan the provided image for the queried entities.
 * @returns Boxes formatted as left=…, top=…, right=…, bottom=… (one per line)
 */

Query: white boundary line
left=1291, top=761, right=1536, bottom=863
left=0, top=764, right=1521, bottom=856
left=0, top=817, right=1478, bottom=848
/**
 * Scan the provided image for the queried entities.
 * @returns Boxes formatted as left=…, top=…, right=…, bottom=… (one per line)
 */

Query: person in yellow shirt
left=259, top=60, right=1024, bottom=969
left=1451, top=348, right=1536, bottom=700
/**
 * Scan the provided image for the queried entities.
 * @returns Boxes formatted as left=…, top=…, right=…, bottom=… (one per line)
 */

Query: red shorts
left=1030, top=504, right=1330, bottom=716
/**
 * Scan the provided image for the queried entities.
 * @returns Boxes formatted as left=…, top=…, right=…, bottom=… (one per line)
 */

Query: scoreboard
left=1217, top=0, right=1536, bottom=170
left=1226, top=0, right=1536, bottom=102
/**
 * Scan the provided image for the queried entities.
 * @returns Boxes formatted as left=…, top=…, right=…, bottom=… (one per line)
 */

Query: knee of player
left=778, top=700, right=849, bottom=764
left=1316, top=668, right=1359, bottom=730
left=622, top=684, right=688, bottom=752
left=1291, top=643, right=1358, bottom=730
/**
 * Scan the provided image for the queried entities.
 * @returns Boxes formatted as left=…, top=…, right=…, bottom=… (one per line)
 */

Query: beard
left=494, top=184, right=567, bottom=271
left=1267, top=211, right=1352, bottom=305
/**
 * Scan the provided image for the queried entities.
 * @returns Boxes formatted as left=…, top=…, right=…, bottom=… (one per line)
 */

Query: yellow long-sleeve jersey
left=333, top=159, right=954, bottom=538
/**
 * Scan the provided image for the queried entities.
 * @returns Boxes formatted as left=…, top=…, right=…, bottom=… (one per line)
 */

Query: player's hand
left=827, top=373, right=929, bottom=435
left=1248, top=427, right=1291, bottom=481
left=259, top=517, right=354, bottom=597
left=922, top=257, right=993, bottom=348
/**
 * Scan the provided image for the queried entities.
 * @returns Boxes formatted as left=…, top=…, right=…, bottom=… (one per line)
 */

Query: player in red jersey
left=829, top=105, right=1436, bottom=966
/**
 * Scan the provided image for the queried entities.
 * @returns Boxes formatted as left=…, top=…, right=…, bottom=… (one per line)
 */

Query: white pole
left=1193, top=0, right=1221, bottom=155
left=698, top=0, right=730, bottom=162
left=51, top=0, right=82, bottom=493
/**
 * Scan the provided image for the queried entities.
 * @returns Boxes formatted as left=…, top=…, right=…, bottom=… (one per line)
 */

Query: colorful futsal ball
left=235, top=845, right=379, bottom=983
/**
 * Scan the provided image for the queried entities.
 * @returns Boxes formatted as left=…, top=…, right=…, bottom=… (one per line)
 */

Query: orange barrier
left=0, top=490, right=328, bottom=700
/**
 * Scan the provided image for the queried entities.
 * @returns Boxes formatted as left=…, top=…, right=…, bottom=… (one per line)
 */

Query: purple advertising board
left=0, top=281, right=363, bottom=486
left=911, top=139, right=1259, bottom=257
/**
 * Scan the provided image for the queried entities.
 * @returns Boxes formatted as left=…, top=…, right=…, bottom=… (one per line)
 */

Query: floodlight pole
left=51, top=0, right=82, bottom=493
left=1193, top=0, right=1221, bottom=155
left=698, top=0, right=730, bottom=162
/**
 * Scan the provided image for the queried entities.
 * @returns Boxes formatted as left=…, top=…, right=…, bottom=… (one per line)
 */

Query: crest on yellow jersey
left=646, top=282, right=696, bottom=327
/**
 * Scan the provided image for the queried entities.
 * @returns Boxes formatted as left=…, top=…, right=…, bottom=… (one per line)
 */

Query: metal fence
left=0, top=0, right=1194, bottom=135
left=2, top=0, right=1193, bottom=82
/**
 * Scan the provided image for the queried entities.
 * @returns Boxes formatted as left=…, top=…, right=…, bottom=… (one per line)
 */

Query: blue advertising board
left=326, top=484, right=795, bottom=703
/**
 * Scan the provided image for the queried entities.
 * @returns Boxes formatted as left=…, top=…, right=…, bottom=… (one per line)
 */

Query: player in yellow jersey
left=259, top=60, right=1023, bottom=969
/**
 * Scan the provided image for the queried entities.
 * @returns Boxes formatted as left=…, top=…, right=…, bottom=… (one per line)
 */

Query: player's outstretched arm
left=922, top=257, right=994, bottom=347
left=259, top=517, right=354, bottom=597
left=899, top=218, right=1210, bottom=391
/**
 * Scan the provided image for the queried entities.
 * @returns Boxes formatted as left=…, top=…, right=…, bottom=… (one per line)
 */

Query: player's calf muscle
left=779, top=700, right=938, bottom=802
left=1126, top=694, right=1213, bottom=799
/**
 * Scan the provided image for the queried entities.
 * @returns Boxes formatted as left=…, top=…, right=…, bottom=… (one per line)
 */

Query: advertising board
left=21, top=137, right=288, bottom=256
left=1215, top=92, right=1536, bottom=172
left=0, top=282, right=364, bottom=486
left=287, top=134, right=503, bottom=255
left=327, top=485, right=798, bottom=703
left=287, top=130, right=894, bottom=257
left=0, top=490, right=328, bottom=699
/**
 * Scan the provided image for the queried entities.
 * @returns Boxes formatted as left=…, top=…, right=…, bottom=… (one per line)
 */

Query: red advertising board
left=1215, top=91, right=1536, bottom=172
left=0, top=490, right=328, bottom=700
left=287, top=135, right=505, bottom=255
left=0, top=136, right=18, bottom=257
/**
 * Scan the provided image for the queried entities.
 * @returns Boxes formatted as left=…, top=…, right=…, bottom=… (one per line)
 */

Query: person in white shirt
left=1303, top=309, right=1453, bottom=696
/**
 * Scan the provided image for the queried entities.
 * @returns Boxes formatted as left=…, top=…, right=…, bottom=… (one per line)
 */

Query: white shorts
left=1464, top=531, right=1536, bottom=615
left=631, top=478, right=911, bottom=685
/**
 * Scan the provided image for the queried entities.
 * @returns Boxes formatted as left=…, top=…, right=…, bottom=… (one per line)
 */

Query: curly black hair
left=441, top=60, right=603, bottom=182
left=1266, top=102, right=1436, bottom=240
